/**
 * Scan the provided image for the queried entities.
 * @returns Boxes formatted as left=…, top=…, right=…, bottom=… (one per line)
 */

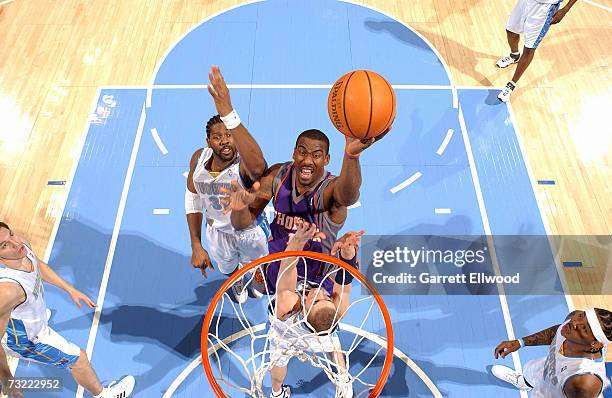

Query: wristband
left=334, top=253, right=358, bottom=285
left=518, top=338, right=525, bottom=348
left=344, top=149, right=360, bottom=160
left=220, top=109, right=241, bottom=130
left=185, top=189, right=203, bottom=214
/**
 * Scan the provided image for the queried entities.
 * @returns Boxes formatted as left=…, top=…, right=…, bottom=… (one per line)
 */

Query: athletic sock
left=271, top=388, right=283, bottom=397
left=510, top=52, right=520, bottom=58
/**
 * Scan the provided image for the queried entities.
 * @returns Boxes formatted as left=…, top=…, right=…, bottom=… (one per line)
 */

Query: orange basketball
left=328, top=70, right=396, bottom=139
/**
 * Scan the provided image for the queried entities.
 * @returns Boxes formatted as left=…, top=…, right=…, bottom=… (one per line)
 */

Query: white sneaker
left=249, top=268, right=266, bottom=298
left=498, top=81, right=516, bottom=103
left=231, top=277, right=248, bottom=304
left=491, top=365, right=532, bottom=391
left=496, top=53, right=520, bottom=68
left=270, top=385, right=291, bottom=398
left=335, top=373, right=354, bottom=398
left=102, top=375, right=135, bottom=398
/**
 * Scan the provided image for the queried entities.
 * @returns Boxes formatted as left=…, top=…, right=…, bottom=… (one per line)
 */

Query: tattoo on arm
left=523, top=324, right=561, bottom=346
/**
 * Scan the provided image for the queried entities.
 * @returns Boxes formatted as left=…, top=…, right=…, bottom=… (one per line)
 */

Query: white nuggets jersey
left=0, top=245, right=48, bottom=340
left=268, top=282, right=340, bottom=363
left=192, top=148, right=245, bottom=233
left=523, top=320, right=608, bottom=398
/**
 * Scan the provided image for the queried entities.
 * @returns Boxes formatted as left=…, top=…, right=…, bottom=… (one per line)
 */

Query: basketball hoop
left=201, top=250, right=394, bottom=398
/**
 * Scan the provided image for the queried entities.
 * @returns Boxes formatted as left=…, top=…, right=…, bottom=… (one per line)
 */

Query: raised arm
left=494, top=323, right=562, bottom=359
left=0, top=282, right=25, bottom=398
left=331, top=231, right=364, bottom=319
left=207, top=65, right=267, bottom=181
left=323, top=131, right=390, bottom=209
left=225, top=163, right=281, bottom=230
left=37, top=258, right=95, bottom=309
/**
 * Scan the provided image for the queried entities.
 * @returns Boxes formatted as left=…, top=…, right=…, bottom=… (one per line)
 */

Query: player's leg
left=37, top=328, right=135, bottom=397
left=497, top=30, right=522, bottom=68
left=205, top=225, right=246, bottom=303
left=511, top=46, right=536, bottom=84
left=69, top=349, right=103, bottom=395
left=69, top=349, right=134, bottom=398
left=329, top=337, right=352, bottom=398
left=236, top=223, right=269, bottom=297
left=270, top=365, right=291, bottom=398
left=499, top=2, right=559, bottom=102
left=4, top=324, right=135, bottom=397
left=497, top=0, right=525, bottom=68
left=511, top=1, right=558, bottom=84
left=507, top=30, right=521, bottom=54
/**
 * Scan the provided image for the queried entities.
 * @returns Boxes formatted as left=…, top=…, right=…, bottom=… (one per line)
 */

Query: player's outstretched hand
left=207, top=65, right=233, bottom=117
left=220, top=180, right=259, bottom=213
left=344, top=125, right=392, bottom=156
left=192, top=245, right=214, bottom=278
left=331, top=230, right=365, bottom=260
left=67, top=287, right=96, bottom=309
left=494, top=340, right=521, bottom=359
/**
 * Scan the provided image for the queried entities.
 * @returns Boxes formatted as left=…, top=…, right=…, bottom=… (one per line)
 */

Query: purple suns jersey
left=266, top=162, right=344, bottom=294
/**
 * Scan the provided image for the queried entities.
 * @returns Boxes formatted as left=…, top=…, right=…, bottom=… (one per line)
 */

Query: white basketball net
left=205, top=253, right=391, bottom=397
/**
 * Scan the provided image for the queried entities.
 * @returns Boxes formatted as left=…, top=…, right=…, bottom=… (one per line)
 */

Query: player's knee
left=523, top=47, right=536, bottom=55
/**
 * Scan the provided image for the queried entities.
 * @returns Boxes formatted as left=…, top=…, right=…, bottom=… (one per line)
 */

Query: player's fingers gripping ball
left=328, top=70, right=396, bottom=139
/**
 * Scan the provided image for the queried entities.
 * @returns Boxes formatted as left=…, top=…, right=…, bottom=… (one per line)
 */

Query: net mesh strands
left=202, top=251, right=394, bottom=398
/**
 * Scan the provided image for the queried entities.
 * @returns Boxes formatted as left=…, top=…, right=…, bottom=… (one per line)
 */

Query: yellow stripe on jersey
left=9, top=318, right=54, bottom=361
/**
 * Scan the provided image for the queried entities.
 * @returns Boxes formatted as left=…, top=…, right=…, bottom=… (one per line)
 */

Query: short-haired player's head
left=561, top=309, right=612, bottom=353
left=0, top=222, right=27, bottom=261
left=293, top=129, right=330, bottom=188
left=303, top=287, right=338, bottom=334
left=206, top=114, right=236, bottom=162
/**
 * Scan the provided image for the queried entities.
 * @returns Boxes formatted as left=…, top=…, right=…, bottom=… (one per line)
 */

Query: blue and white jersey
left=192, top=147, right=243, bottom=233
left=192, top=148, right=270, bottom=235
left=523, top=320, right=608, bottom=397
left=0, top=245, right=47, bottom=340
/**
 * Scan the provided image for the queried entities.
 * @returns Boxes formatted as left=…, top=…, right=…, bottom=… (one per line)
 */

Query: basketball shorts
left=206, top=223, right=269, bottom=275
left=267, top=314, right=341, bottom=368
left=506, top=0, right=560, bottom=48
left=2, top=319, right=80, bottom=368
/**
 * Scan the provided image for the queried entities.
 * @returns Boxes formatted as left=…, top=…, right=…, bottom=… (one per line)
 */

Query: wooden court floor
left=0, top=0, right=610, bottom=358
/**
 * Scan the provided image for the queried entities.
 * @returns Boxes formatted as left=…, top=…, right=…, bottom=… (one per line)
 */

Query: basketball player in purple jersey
left=224, top=128, right=388, bottom=294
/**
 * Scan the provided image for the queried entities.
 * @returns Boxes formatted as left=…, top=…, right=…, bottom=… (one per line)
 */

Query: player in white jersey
left=186, top=66, right=269, bottom=303
left=496, top=0, right=579, bottom=102
left=492, top=308, right=612, bottom=398
left=268, top=219, right=362, bottom=398
left=0, top=222, right=134, bottom=398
